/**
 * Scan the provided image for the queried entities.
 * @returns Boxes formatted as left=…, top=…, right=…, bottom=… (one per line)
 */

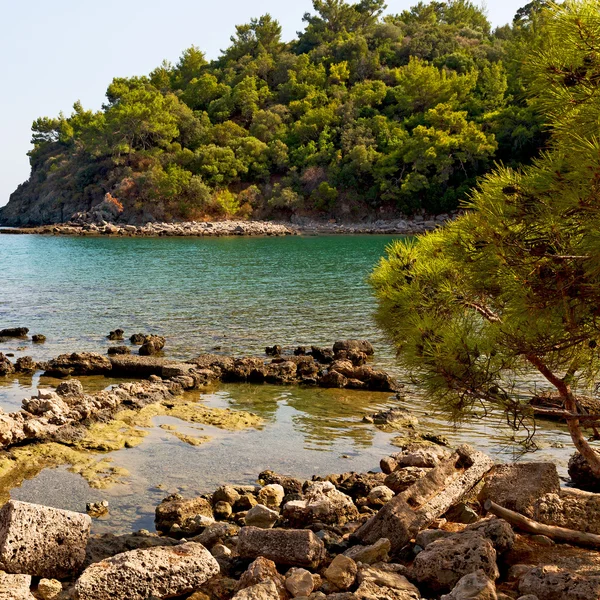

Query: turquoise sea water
left=0, top=234, right=578, bottom=533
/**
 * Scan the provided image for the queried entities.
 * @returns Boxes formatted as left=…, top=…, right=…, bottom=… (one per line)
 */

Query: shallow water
left=0, top=234, right=584, bottom=533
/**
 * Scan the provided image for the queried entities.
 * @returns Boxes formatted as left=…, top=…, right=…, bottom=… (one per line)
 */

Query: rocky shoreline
left=1, top=443, right=600, bottom=599
left=0, top=216, right=449, bottom=238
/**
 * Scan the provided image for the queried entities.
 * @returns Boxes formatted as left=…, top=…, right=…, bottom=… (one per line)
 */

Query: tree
left=371, top=0, right=600, bottom=475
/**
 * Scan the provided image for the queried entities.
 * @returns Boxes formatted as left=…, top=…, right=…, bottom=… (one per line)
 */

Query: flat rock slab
left=75, top=542, right=219, bottom=600
left=0, top=500, right=90, bottom=578
left=0, top=572, right=34, bottom=600
left=238, top=527, right=325, bottom=568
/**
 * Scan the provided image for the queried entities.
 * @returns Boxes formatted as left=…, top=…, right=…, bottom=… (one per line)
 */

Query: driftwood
left=485, top=499, right=600, bottom=548
left=356, top=445, right=494, bottom=552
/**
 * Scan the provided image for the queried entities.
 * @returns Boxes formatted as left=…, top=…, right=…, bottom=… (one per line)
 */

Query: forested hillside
left=1, top=0, right=551, bottom=225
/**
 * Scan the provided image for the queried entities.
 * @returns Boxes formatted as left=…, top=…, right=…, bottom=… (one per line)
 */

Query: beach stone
left=192, top=522, right=239, bottom=548
left=258, top=471, right=304, bottom=495
left=130, top=333, right=146, bottom=345
left=214, top=486, right=241, bottom=505
left=214, top=501, right=233, bottom=520
left=238, top=526, right=325, bottom=568
left=283, top=481, right=359, bottom=526
left=233, top=580, right=281, bottom=600
left=155, top=494, right=213, bottom=532
left=107, top=345, right=130, bottom=355
left=412, top=531, right=499, bottom=594
left=519, top=565, right=600, bottom=599
left=568, top=450, right=600, bottom=491
left=320, top=370, right=348, bottom=388
left=393, top=446, right=451, bottom=468
left=15, top=357, right=36, bottom=374
left=286, top=568, right=315, bottom=597
left=533, top=489, right=600, bottom=534
left=367, top=486, right=394, bottom=506
left=325, top=555, right=357, bottom=590
left=36, top=578, right=62, bottom=600
left=440, top=570, right=497, bottom=600
left=0, top=500, right=91, bottom=578
left=320, top=473, right=387, bottom=499
left=357, top=565, right=414, bottom=591
left=31, top=334, right=46, bottom=343
left=211, top=543, right=232, bottom=559
left=75, top=542, right=219, bottom=600
left=258, top=484, right=285, bottom=509
left=0, top=572, right=34, bottom=600
left=245, top=504, right=279, bottom=529
left=107, top=329, right=124, bottom=341
left=414, top=529, right=452, bottom=548
left=479, top=463, right=560, bottom=517
left=355, top=580, right=420, bottom=600
left=0, top=328, right=28, bottom=338
left=515, top=596, right=538, bottom=600
left=344, top=538, right=391, bottom=564
left=238, top=556, right=286, bottom=598
left=466, top=518, right=515, bottom=554
left=55, top=379, right=84, bottom=398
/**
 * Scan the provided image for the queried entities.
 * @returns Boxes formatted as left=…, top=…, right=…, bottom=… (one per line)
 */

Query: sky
left=0, top=0, right=528, bottom=207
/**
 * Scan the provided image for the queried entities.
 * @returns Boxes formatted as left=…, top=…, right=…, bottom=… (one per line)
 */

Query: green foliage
left=18, top=0, right=555, bottom=221
left=371, top=0, right=600, bottom=467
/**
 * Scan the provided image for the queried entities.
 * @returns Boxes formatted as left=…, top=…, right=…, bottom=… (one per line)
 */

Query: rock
left=412, top=531, right=499, bottom=594
left=286, top=568, right=315, bottom=597
left=325, top=555, right=357, bottom=590
left=233, top=580, right=281, bottom=600
left=333, top=340, right=375, bottom=356
left=444, top=502, right=479, bottom=524
left=107, top=329, right=124, bottom=341
left=44, top=352, right=112, bottom=377
left=0, top=354, right=14, bottom=376
left=515, top=596, right=539, bottom=600
left=393, top=446, right=451, bottom=469
left=55, top=379, right=84, bottom=398
left=36, top=578, right=62, bottom=600
left=367, top=409, right=418, bottom=429
left=86, top=500, right=109, bottom=518
left=310, top=346, right=334, bottom=364
left=318, top=473, right=387, bottom=500
left=0, top=572, right=34, bottom=600
left=479, top=463, right=560, bottom=517
left=259, top=471, right=304, bottom=495
left=0, top=327, right=28, bottom=338
left=367, top=486, right=395, bottom=506
left=139, top=335, right=166, bottom=356
left=319, top=370, right=348, bottom=388
left=258, top=484, right=285, bottom=509
left=155, top=494, right=213, bottom=532
left=180, top=514, right=216, bottom=535
left=191, top=522, right=240, bottom=548
left=214, top=486, right=241, bottom=506
left=32, top=334, right=46, bottom=343
left=533, top=488, right=600, bottom=534
left=107, top=345, right=130, bottom=355
left=245, top=504, right=279, bottom=529
left=465, top=518, right=515, bottom=554
left=130, top=333, right=146, bottom=345
left=283, top=481, right=359, bottom=526
left=384, top=468, right=428, bottom=494
left=266, top=345, right=282, bottom=356
left=0, top=500, right=91, bottom=578
left=14, top=356, right=36, bottom=374
left=519, top=565, right=600, bottom=600
left=440, top=570, right=497, bottom=600
left=355, top=580, right=420, bottom=600
left=529, top=535, right=554, bottom=546
left=238, top=526, right=325, bottom=568
left=238, top=556, right=286, bottom=597
left=235, top=493, right=258, bottom=512
left=74, top=542, right=219, bottom=600
left=568, top=450, right=600, bottom=491
left=344, top=538, right=391, bottom=564
left=211, top=543, right=232, bottom=558
left=414, top=529, right=452, bottom=548
left=214, top=501, right=233, bottom=520
left=357, top=446, right=494, bottom=552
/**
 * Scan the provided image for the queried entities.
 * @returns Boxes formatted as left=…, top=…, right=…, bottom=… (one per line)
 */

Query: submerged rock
left=139, top=334, right=166, bottom=356
left=0, top=327, right=29, bottom=338
left=107, top=329, right=124, bottom=341
left=568, top=450, right=600, bottom=492
left=44, top=352, right=112, bottom=377
left=31, top=334, right=46, bottom=343
left=0, top=353, right=14, bottom=376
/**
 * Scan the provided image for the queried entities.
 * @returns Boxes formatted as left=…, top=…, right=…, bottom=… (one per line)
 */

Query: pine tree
left=371, top=0, right=600, bottom=474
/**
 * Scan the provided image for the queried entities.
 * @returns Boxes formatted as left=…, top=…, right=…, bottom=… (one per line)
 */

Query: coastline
left=0, top=216, right=449, bottom=238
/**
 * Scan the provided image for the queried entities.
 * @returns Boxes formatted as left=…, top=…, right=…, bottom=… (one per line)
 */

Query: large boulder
left=44, top=353, right=112, bottom=378
left=238, top=526, right=325, bottom=568
left=155, top=494, right=213, bottom=532
left=139, top=335, right=166, bottom=356
left=479, top=463, right=560, bottom=517
left=411, top=531, right=499, bottom=594
left=0, top=500, right=91, bottom=578
left=0, top=328, right=29, bottom=338
left=533, top=488, right=600, bottom=535
left=333, top=340, right=375, bottom=356
left=283, top=481, right=359, bottom=526
left=0, top=354, right=14, bottom=377
left=465, top=518, right=515, bottom=555
left=75, top=542, right=219, bottom=600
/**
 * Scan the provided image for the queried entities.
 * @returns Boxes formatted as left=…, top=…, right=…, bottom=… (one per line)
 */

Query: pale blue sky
left=0, top=0, right=528, bottom=207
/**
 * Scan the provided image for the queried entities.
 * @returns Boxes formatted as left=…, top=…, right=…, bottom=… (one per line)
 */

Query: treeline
left=10, top=0, right=553, bottom=221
